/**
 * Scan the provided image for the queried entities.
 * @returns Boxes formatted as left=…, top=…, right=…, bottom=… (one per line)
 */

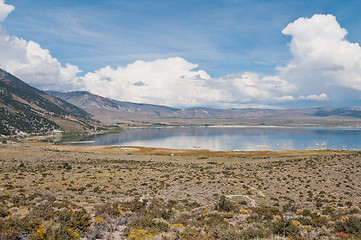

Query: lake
left=53, top=126, right=361, bottom=151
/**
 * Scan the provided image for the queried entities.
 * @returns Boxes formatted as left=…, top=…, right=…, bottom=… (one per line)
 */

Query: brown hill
left=0, top=69, right=96, bottom=135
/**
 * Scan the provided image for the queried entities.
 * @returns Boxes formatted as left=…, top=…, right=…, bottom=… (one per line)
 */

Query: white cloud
left=274, top=96, right=296, bottom=102
left=280, top=14, right=361, bottom=96
left=298, top=93, right=328, bottom=101
left=81, top=61, right=298, bottom=108
left=0, top=0, right=14, bottom=22
left=0, top=1, right=81, bottom=91
left=82, top=57, right=222, bottom=108
left=214, top=73, right=295, bottom=105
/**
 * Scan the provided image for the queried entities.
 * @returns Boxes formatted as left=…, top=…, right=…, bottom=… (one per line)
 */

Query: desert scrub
left=95, top=202, right=122, bottom=218
left=334, top=215, right=361, bottom=238
left=123, top=217, right=169, bottom=237
left=127, top=229, right=154, bottom=240
left=32, top=224, right=47, bottom=240
left=195, top=213, right=227, bottom=229
left=1, top=142, right=361, bottom=239
left=271, top=218, right=300, bottom=238
left=58, top=209, right=91, bottom=232
left=239, top=223, right=271, bottom=239
left=248, top=205, right=282, bottom=222
left=214, top=195, right=238, bottom=212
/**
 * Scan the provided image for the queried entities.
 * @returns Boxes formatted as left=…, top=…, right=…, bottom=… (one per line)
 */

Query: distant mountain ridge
left=0, top=69, right=94, bottom=135
left=46, top=91, right=178, bottom=116
left=47, top=90, right=361, bottom=121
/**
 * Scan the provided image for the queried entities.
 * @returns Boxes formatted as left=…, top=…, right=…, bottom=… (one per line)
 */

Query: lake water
left=54, top=126, right=361, bottom=151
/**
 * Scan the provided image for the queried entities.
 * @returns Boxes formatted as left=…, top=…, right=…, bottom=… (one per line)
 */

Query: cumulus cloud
left=274, top=96, right=296, bottom=102
left=298, top=93, right=328, bottom=101
left=0, top=1, right=81, bottom=91
left=280, top=14, right=361, bottom=97
left=81, top=61, right=298, bottom=108
left=214, top=73, right=295, bottom=105
left=81, top=57, right=221, bottom=108
left=0, top=0, right=14, bottom=22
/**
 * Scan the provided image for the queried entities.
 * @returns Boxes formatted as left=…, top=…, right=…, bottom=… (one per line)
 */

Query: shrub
left=215, top=195, right=237, bottom=212
left=334, top=216, right=361, bottom=237
left=49, top=226, right=80, bottom=240
left=311, top=216, right=329, bottom=227
left=63, top=162, right=72, bottom=170
left=121, top=198, right=147, bottom=213
left=250, top=206, right=281, bottom=222
left=58, top=209, right=91, bottom=233
left=272, top=219, right=300, bottom=237
left=240, top=223, right=271, bottom=239
left=197, top=213, right=227, bottom=228
left=95, top=202, right=121, bottom=218
left=175, top=228, right=204, bottom=239
left=127, top=229, right=154, bottom=240
left=32, top=224, right=47, bottom=240
left=124, top=217, right=169, bottom=236
left=70, top=210, right=91, bottom=232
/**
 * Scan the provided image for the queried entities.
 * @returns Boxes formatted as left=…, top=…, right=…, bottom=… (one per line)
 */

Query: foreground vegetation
left=0, top=141, right=360, bottom=239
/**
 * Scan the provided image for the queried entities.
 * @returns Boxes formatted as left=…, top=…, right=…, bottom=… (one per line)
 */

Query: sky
left=2, top=0, right=361, bottom=109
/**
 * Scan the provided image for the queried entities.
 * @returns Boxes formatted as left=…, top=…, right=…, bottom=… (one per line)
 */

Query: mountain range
left=47, top=90, right=361, bottom=121
left=0, top=69, right=95, bottom=136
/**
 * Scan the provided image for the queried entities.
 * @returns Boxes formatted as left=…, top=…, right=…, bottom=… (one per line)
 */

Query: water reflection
left=55, top=127, right=361, bottom=151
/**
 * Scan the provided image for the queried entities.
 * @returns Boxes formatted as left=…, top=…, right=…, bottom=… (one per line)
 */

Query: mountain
left=47, top=91, right=179, bottom=115
left=312, top=107, right=361, bottom=118
left=46, top=91, right=180, bottom=122
left=0, top=69, right=95, bottom=136
left=47, top=90, right=361, bottom=123
left=48, top=91, right=340, bottom=121
left=177, top=107, right=320, bottom=119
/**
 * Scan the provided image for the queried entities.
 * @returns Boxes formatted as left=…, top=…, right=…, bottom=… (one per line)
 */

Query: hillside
left=47, top=90, right=178, bottom=116
left=0, top=69, right=95, bottom=135
left=46, top=91, right=180, bottom=123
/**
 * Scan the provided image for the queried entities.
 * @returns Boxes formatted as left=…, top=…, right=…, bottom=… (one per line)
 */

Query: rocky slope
left=0, top=69, right=94, bottom=135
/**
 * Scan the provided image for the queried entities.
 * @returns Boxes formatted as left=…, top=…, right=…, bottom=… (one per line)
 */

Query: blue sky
left=6, top=0, right=358, bottom=76
left=2, top=0, right=361, bottom=108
